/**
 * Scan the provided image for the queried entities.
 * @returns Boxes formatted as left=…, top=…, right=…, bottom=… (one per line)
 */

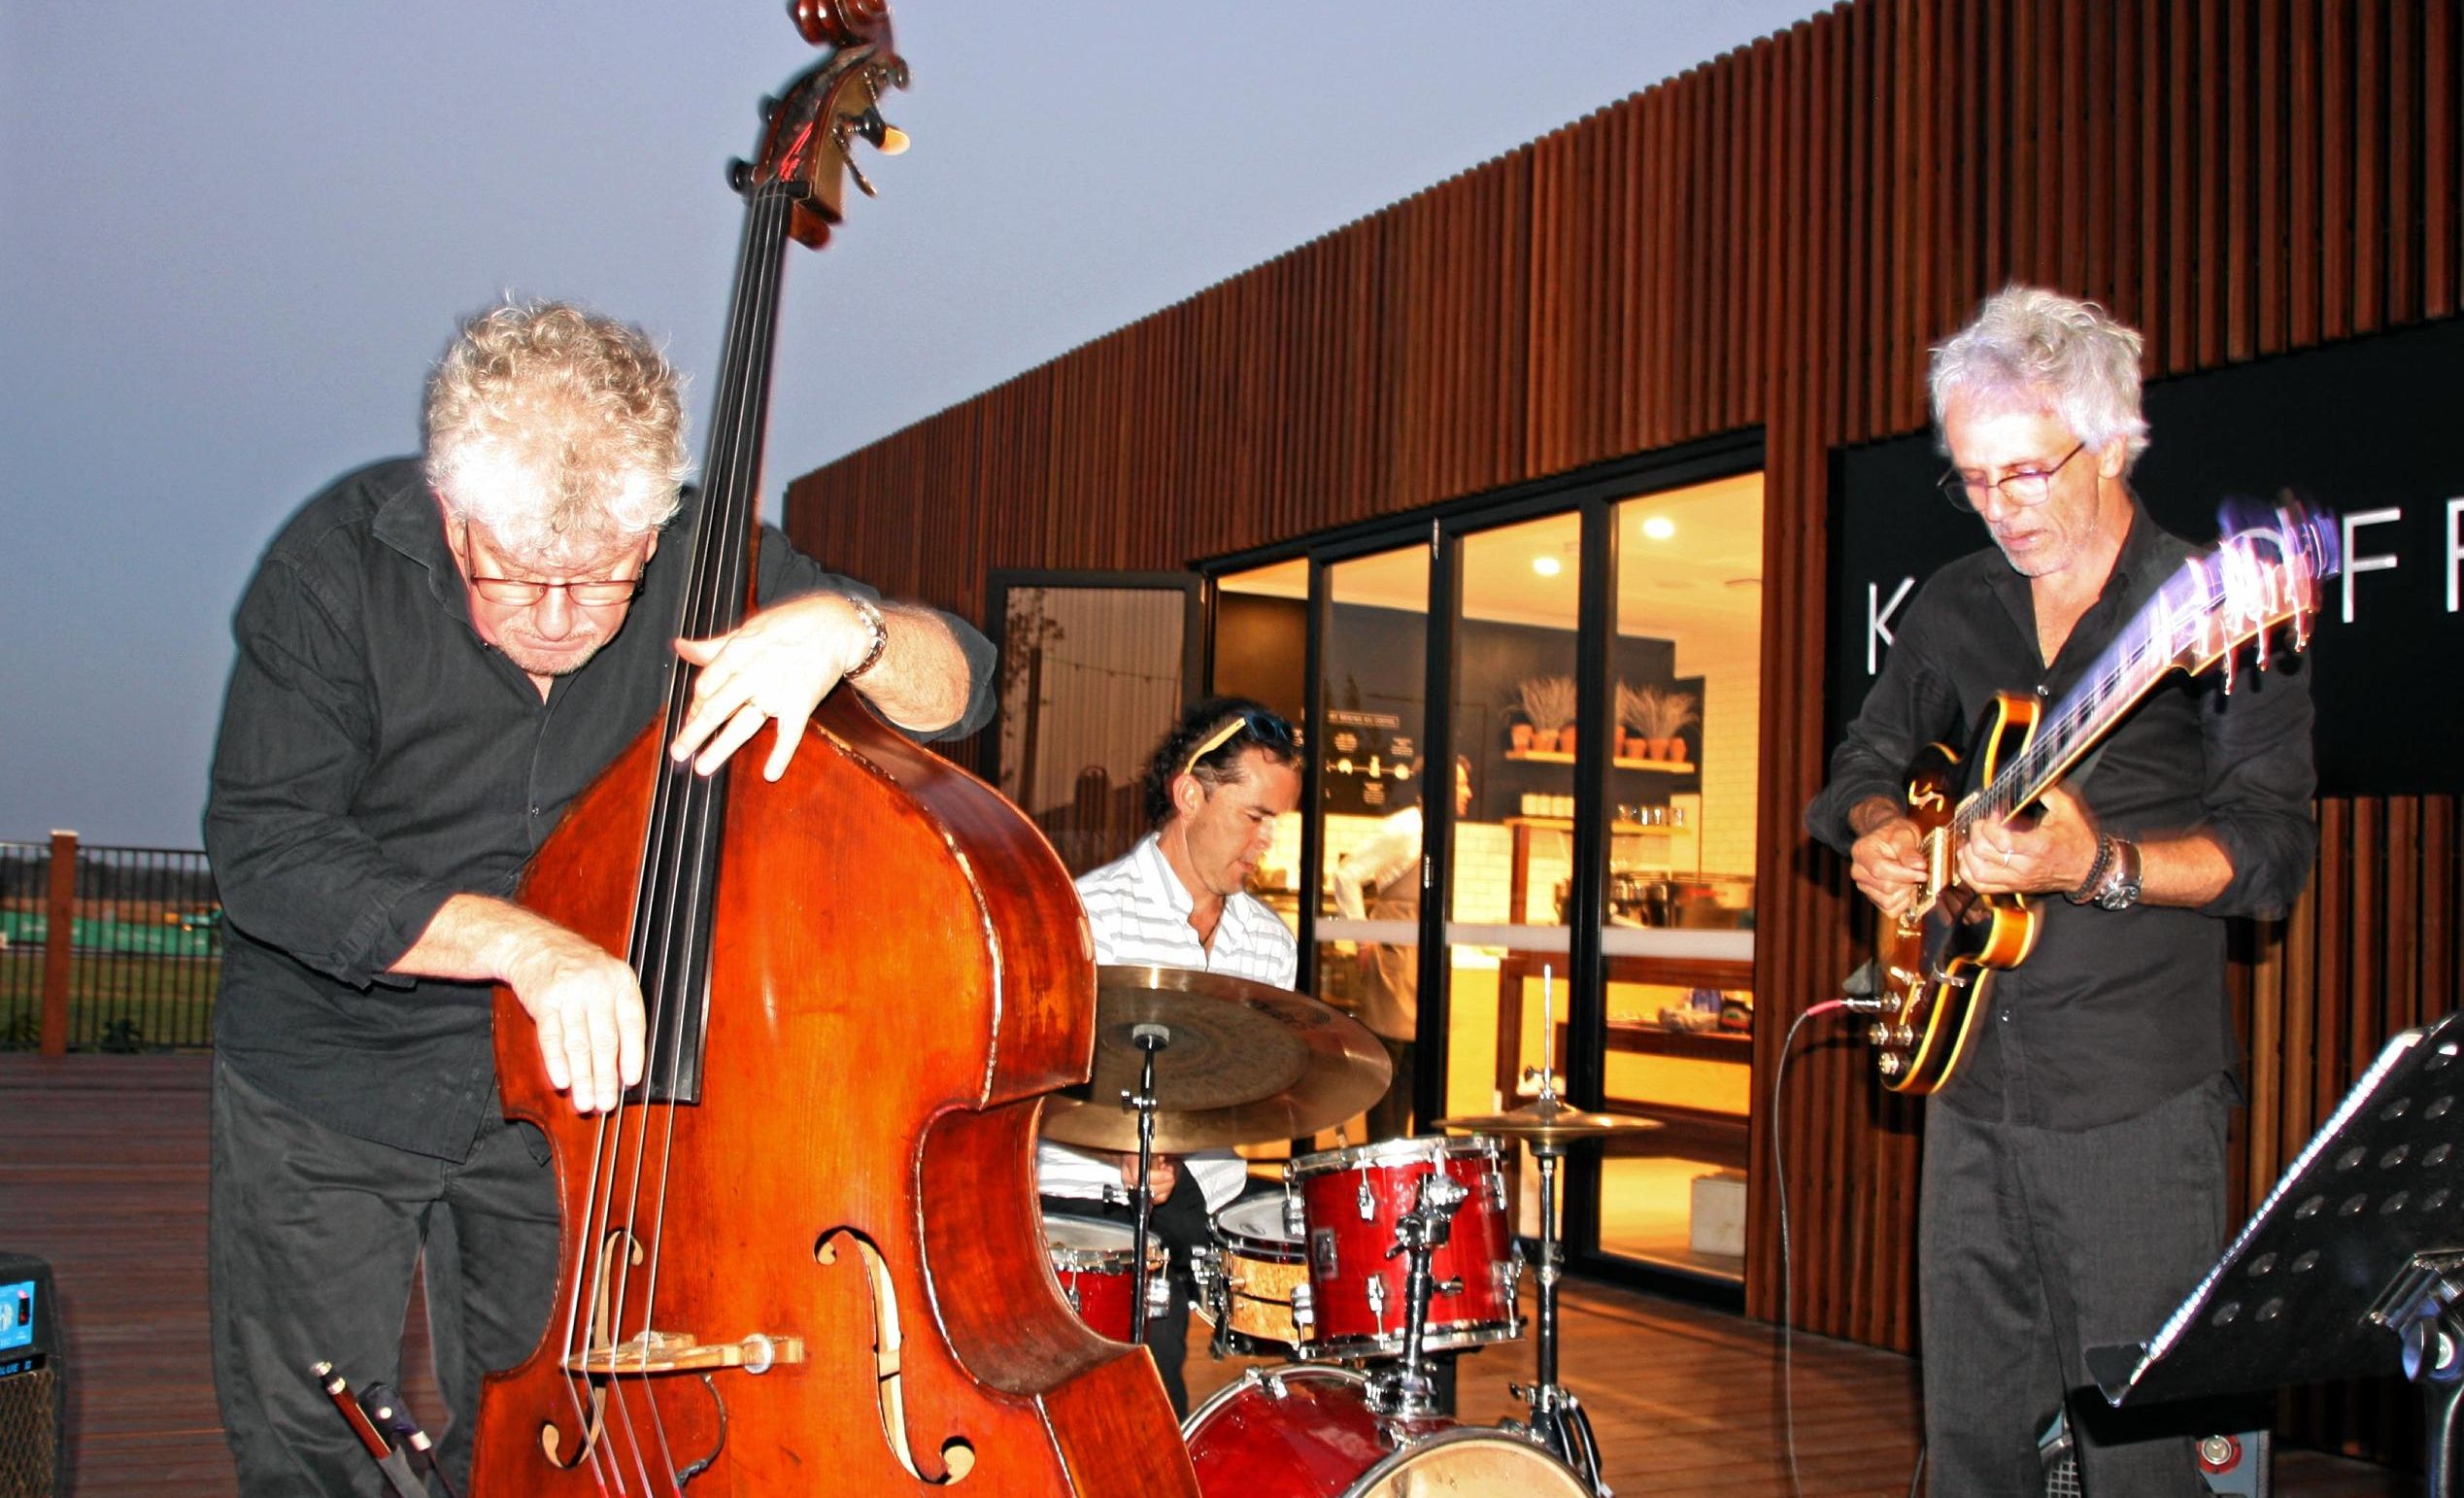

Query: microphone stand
left=1122, top=1021, right=1169, bottom=1344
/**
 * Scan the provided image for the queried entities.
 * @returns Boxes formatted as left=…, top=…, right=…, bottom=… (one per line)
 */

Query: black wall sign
left=1827, top=315, right=2464, bottom=798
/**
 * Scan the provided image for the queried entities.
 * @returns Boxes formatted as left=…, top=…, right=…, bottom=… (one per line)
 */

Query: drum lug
left=1357, top=1171, right=1375, bottom=1220
left=1283, top=1187, right=1307, bottom=1239
left=1488, top=1163, right=1507, bottom=1212
left=1366, top=1272, right=1388, bottom=1329
left=1291, top=1279, right=1314, bottom=1331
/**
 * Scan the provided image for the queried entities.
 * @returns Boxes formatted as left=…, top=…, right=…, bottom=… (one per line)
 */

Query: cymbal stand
left=1509, top=970, right=1610, bottom=1495
left=1366, top=1172, right=1468, bottom=1417
left=1122, top=1021, right=1168, bottom=1343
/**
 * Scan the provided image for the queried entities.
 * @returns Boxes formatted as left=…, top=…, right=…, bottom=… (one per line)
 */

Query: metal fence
left=1, top=836, right=221, bottom=1051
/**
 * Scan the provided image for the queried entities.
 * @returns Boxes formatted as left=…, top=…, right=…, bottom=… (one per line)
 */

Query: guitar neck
left=1956, top=563, right=2207, bottom=832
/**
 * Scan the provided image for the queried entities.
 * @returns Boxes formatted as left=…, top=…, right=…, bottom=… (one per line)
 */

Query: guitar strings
left=1955, top=520, right=2302, bottom=834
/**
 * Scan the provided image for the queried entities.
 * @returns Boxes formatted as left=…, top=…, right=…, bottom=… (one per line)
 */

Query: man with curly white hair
left=1807, top=287, right=2316, bottom=1493
left=203, top=300, right=994, bottom=1493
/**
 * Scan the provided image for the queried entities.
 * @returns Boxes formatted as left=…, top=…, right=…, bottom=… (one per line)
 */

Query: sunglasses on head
left=1180, top=707, right=1298, bottom=777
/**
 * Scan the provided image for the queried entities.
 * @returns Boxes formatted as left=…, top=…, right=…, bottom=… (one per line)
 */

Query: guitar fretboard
left=1952, top=512, right=2323, bottom=834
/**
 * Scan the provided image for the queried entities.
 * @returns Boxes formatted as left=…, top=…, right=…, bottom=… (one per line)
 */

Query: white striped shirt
left=1037, top=833, right=1300, bottom=1211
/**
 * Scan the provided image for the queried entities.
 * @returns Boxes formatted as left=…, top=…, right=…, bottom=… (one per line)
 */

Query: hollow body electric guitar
left=1865, top=502, right=2340, bottom=1094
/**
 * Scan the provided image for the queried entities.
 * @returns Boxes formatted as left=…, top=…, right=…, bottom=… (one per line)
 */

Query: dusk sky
left=2, top=2, right=1825, bottom=848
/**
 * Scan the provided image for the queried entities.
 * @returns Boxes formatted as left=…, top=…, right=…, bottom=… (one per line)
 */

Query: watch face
left=2097, top=883, right=2140, bottom=911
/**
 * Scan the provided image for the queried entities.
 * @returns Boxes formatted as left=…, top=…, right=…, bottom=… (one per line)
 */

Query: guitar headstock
left=740, top=1, right=910, bottom=250
left=2166, top=499, right=2344, bottom=685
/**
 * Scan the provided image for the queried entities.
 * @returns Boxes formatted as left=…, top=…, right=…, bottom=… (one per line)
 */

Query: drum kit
left=1038, top=965, right=1659, bottom=1497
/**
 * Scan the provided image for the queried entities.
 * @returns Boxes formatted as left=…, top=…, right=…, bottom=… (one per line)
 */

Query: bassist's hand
left=669, top=592, right=877, bottom=782
left=502, top=925, right=649, bottom=1114
left=1848, top=806, right=1929, bottom=918
left=1962, top=785, right=2099, bottom=897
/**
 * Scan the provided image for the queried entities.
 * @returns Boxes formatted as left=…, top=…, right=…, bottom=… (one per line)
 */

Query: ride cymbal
left=1039, top=965, right=1392, bottom=1152
left=1433, top=1096, right=1663, bottom=1146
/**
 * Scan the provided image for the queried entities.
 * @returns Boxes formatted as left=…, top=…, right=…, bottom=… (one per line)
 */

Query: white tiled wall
left=1672, top=632, right=1763, bottom=879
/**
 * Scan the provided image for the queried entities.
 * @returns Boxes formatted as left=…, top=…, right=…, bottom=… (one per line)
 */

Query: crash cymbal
left=1038, top=965, right=1392, bottom=1152
left=1434, top=1096, right=1663, bottom=1146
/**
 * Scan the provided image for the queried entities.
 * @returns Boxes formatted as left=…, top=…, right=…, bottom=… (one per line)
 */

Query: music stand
left=2089, top=1011, right=2464, bottom=1494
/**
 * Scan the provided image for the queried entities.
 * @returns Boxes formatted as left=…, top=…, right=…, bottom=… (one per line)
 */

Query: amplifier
left=0, top=1252, right=65, bottom=1498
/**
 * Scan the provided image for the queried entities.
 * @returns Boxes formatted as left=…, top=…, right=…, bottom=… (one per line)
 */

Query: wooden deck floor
left=0, top=1054, right=2413, bottom=1495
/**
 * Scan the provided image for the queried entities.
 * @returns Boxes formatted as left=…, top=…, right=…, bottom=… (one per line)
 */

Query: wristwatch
left=2093, top=837, right=2143, bottom=911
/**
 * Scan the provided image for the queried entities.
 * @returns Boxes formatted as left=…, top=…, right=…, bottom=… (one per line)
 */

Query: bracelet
left=844, top=595, right=889, bottom=681
left=2065, top=833, right=2115, bottom=905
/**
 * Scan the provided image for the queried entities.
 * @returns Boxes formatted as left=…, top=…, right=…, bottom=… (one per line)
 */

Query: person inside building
left=1805, top=286, right=2316, bottom=1494
left=203, top=299, right=994, bottom=1494
left=1329, top=754, right=1471, bottom=1141
left=1036, top=697, right=1302, bottom=1415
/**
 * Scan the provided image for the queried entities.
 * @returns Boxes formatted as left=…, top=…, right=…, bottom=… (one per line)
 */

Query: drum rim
left=1292, top=1313, right=1526, bottom=1360
left=1286, top=1133, right=1502, bottom=1179
left=1348, top=1421, right=1587, bottom=1492
left=1178, top=1362, right=1367, bottom=1441
left=1042, top=1211, right=1167, bottom=1273
left=1212, top=1196, right=1305, bottom=1257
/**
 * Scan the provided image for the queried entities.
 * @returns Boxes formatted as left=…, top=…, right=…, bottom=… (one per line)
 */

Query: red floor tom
left=1041, top=1210, right=1168, bottom=1343
left=1181, top=1364, right=1588, bottom=1497
left=1287, top=1135, right=1522, bottom=1359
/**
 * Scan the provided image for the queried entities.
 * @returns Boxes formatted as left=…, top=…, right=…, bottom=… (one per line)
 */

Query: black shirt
left=1804, top=498, right=2316, bottom=1130
left=205, top=458, right=995, bottom=1159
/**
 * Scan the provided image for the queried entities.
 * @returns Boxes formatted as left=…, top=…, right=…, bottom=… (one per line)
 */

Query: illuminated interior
left=1213, top=470, right=1766, bottom=1285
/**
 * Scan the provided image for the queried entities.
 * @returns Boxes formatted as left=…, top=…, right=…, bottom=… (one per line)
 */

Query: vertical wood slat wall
left=790, top=0, right=2464, bottom=1371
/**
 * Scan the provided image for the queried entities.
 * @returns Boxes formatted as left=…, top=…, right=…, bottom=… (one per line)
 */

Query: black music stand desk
left=2089, top=1011, right=2464, bottom=1495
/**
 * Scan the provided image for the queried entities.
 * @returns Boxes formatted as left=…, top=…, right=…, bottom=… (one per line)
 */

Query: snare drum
left=1182, top=1364, right=1588, bottom=1497
left=1196, top=1194, right=1311, bottom=1351
left=1286, top=1136, right=1522, bottom=1359
left=1042, top=1211, right=1168, bottom=1344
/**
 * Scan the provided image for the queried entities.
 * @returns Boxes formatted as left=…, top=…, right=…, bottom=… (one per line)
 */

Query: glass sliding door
left=1585, top=475, right=1765, bottom=1283
left=1441, top=511, right=1584, bottom=1242
left=988, top=572, right=1200, bottom=877
left=1194, top=436, right=1766, bottom=1300
left=1313, top=544, right=1432, bottom=1144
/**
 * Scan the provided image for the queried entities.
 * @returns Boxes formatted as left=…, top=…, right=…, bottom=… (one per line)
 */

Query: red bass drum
left=1181, top=1365, right=1588, bottom=1497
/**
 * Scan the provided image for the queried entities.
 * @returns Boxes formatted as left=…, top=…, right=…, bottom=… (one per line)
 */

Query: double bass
left=469, top=7, right=1201, bottom=1492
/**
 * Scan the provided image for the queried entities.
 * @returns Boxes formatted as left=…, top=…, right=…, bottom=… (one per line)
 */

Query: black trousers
left=1918, top=1072, right=2232, bottom=1496
left=209, top=1060, right=559, bottom=1496
left=1367, top=1035, right=1417, bottom=1142
left=1039, top=1185, right=1211, bottom=1417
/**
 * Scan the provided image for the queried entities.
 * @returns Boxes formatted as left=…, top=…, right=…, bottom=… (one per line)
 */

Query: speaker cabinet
left=0, top=1253, right=65, bottom=1498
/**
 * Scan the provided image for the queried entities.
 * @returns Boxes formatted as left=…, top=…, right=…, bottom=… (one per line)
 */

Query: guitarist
left=1806, top=287, right=2317, bottom=1495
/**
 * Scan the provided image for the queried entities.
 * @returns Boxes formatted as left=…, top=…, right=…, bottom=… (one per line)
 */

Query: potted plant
left=1517, top=675, right=1576, bottom=755
left=1615, top=682, right=1656, bottom=760
left=1638, top=687, right=1700, bottom=762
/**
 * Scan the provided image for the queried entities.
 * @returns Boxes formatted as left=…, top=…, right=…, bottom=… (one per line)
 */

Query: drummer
left=1037, top=697, right=1302, bottom=1415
